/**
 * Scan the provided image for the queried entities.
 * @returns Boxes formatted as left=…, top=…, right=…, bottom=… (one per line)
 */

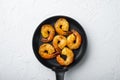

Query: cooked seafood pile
left=39, top=18, right=82, bottom=66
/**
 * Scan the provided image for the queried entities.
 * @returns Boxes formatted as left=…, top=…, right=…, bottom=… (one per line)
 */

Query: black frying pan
left=32, top=16, right=87, bottom=80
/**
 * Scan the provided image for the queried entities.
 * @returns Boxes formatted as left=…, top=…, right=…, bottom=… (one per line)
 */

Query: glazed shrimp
left=67, top=29, right=82, bottom=49
left=41, top=24, right=55, bottom=42
left=53, top=35, right=67, bottom=52
left=56, top=47, right=74, bottom=66
left=54, top=18, right=70, bottom=35
left=39, top=43, right=56, bottom=59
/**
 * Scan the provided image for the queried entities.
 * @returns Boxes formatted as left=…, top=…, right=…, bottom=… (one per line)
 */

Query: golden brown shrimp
left=54, top=18, right=69, bottom=35
left=56, top=47, right=74, bottom=66
left=39, top=43, right=56, bottom=59
left=53, top=35, right=67, bottom=52
left=41, top=24, right=55, bottom=42
left=67, top=29, right=82, bottom=49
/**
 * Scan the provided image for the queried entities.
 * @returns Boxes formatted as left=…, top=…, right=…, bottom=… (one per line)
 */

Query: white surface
left=0, top=0, right=120, bottom=80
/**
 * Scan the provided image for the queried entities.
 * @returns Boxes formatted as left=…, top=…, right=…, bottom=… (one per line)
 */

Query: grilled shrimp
left=39, top=43, right=56, bottom=59
left=67, top=29, right=82, bottom=49
left=41, top=24, right=55, bottom=42
left=54, top=18, right=69, bottom=35
left=56, top=47, right=74, bottom=66
left=53, top=35, right=67, bottom=52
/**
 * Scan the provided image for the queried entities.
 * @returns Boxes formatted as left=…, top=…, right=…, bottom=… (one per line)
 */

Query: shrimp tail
left=41, top=38, right=49, bottom=42
left=71, top=29, right=76, bottom=33
left=55, top=47, right=61, bottom=53
left=54, top=51, right=61, bottom=56
left=66, top=31, right=72, bottom=35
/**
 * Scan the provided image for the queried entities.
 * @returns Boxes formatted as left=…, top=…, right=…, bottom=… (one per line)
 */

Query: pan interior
left=32, top=16, right=87, bottom=70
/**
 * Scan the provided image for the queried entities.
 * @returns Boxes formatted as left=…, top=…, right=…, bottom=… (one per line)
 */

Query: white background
left=0, top=0, right=120, bottom=80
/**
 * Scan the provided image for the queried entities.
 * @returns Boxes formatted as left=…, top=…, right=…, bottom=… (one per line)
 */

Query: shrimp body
left=67, top=29, right=82, bottom=49
left=41, top=24, right=55, bottom=42
left=56, top=47, right=74, bottom=66
left=53, top=35, right=67, bottom=52
left=55, top=18, right=69, bottom=35
left=39, top=43, right=56, bottom=59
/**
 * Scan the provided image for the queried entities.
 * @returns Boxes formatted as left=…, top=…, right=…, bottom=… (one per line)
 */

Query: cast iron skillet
left=32, top=16, right=87, bottom=80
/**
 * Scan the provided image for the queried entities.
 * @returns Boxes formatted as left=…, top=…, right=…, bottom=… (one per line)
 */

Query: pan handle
left=55, top=71, right=65, bottom=80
